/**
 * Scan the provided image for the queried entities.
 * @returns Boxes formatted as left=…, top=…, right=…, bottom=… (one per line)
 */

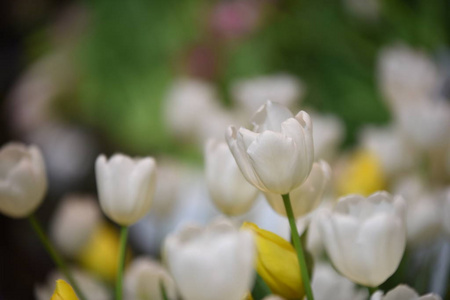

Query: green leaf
left=251, top=272, right=272, bottom=300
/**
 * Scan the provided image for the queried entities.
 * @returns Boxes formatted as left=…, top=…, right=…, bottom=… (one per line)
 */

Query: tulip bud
left=205, top=139, right=259, bottom=215
left=164, top=219, right=255, bottom=300
left=50, top=280, right=78, bottom=300
left=264, top=160, right=331, bottom=218
left=319, top=191, right=406, bottom=287
left=0, top=142, right=47, bottom=218
left=226, top=101, right=314, bottom=195
left=371, top=284, right=442, bottom=300
left=95, top=154, right=157, bottom=226
left=36, top=268, right=111, bottom=300
left=125, top=257, right=178, bottom=300
left=241, top=222, right=305, bottom=300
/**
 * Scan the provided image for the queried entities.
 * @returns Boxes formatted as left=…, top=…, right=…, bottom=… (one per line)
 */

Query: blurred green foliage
left=71, top=0, right=449, bottom=153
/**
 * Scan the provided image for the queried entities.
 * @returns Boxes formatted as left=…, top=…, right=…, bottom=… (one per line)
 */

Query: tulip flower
left=264, top=160, right=331, bottom=219
left=50, top=195, right=101, bottom=257
left=0, top=142, right=47, bottom=218
left=36, top=268, right=111, bottom=300
left=319, top=191, right=406, bottom=287
left=205, top=139, right=259, bottom=215
left=77, top=223, right=125, bottom=282
left=371, top=284, right=442, bottom=300
left=164, top=218, right=255, bottom=300
left=50, top=280, right=79, bottom=300
left=311, top=263, right=368, bottom=300
left=231, top=74, right=304, bottom=113
left=336, top=150, right=386, bottom=197
left=226, top=100, right=314, bottom=195
left=125, top=257, right=178, bottom=300
left=95, top=154, right=157, bottom=226
left=242, top=222, right=304, bottom=300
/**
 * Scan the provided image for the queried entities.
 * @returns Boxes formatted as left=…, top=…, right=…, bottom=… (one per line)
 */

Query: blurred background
left=1, top=0, right=450, bottom=299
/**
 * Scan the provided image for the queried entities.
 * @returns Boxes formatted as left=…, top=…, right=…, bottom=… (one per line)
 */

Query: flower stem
left=367, top=286, right=377, bottom=296
left=116, top=226, right=128, bottom=300
left=28, top=214, right=87, bottom=300
left=282, top=193, right=315, bottom=300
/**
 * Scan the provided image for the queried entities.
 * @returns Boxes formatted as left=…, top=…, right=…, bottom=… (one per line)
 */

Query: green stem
left=28, top=214, right=87, bottom=300
left=116, top=226, right=128, bottom=300
left=282, top=193, right=315, bottom=300
left=367, top=286, right=377, bottom=296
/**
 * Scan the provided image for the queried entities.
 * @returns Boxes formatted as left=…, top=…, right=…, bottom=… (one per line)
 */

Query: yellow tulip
left=50, top=280, right=79, bottom=300
left=77, top=222, right=130, bottom=281
left=242, top=222, right=304, bottom=300
left=336, top=150, right=386, bottom=197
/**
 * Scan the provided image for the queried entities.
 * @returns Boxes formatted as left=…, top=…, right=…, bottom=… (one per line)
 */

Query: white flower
left=378, top=44, right=440, bottom=112
left=205, top=139, right=259, bottom=215
left=125, top=257, right=178, bottom=300
left=95, top=154, right=157, bottom=226
left=164, top=78, right=225, bottom=143
left=226, top=101, right=314, bottom=195
left=319, top=191, right=406, bottom=287
left=231, top=74, right=304, bottom=113
left=371, top=284, right=442, bottom=300
left=397, top=100, right=450, bottom=151
left=311, top=262, right=368, bottom=300
left=311, top=113, right=344, bottom=161
left=50, top=194, right=101, bottom=257
left=0, top=142, right=47, bottom=218
left=359, top=125, right=417, bottom=176
left=264, top=160, right=331, bottom=218
left=164, top=218, right=255, bottom=300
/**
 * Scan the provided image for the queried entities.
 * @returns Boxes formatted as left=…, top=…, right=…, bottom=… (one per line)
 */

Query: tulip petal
left=226, top=127, right=265, bottom=191
left=251, top=101, right=293, bottom=133
left=246, top=131, right=299, bottom=194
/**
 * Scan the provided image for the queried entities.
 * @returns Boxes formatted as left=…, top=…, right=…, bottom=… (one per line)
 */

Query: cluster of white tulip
left=1, top=91, right=448, bottom=300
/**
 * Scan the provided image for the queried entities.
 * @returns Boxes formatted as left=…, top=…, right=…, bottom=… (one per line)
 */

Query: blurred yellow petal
left=242, top=222, right=304, bottom=300
left=77, top=222, right=131, bottom=282
left=336, top=150, right=386, bottom=196
left=50, top=280, right=79, bottom=300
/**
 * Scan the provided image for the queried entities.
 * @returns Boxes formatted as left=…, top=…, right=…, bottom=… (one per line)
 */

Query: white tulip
left=125, top=257, right=178, bottom=300
left=371, top=285, right=442, bottom=300
left=378, top=44, right=439, bottom=112
left=164, top=218, right=255, bottom=300
left=311, top=113, right=344, bottom=161
left=264, top=160, right=331, bottom=218
left=311, top=262, right=368, bottom=300
left=50, top=194, right=101, bottom=257
left=95, top=154, right=157, bottom=226
left=0, top=142, right=47, bottom=218
left=360, top=125, right=417, bottom=176
left=397, top=100, right=450, bottom=151
left=231, top=74, right=304, bottom=113
left=164, top=78, right=220, bottom=142
left=226, top=100, right=314, bottom=195
left=205, top=139, right=259, bottom=215
left=319, top=191, right=406, bottom=287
